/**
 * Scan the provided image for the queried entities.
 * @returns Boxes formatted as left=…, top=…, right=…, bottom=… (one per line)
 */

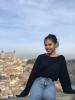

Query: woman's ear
left=55, top=42, right=59, bottom=48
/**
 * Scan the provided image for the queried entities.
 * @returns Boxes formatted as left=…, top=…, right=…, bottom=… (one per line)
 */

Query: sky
left=0, top=0, right=75, bottom=60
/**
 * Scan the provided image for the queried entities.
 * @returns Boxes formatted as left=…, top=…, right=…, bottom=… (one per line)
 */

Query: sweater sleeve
left=18, top=55, right=40, bottom=96
left=59, top=56, right=75, bottom=94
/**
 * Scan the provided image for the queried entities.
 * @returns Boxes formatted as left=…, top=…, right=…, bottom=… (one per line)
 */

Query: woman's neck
left=47, top=51, right=59, bottom=57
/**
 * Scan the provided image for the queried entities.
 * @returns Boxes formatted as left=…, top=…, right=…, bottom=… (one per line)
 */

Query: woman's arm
left=16, top=55, right=40, bottom=97
left=59, top=56, right=75, bottom=94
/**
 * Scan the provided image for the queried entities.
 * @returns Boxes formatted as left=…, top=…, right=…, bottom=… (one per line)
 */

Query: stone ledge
left=0, top=94, right=75, bottom=100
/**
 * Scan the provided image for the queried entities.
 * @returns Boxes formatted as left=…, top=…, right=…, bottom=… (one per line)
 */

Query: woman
left=16, top=34, right=75, bottom=100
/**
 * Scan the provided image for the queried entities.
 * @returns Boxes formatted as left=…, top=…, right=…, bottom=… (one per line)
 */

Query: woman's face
left=44, top=39, right=57, bottom=54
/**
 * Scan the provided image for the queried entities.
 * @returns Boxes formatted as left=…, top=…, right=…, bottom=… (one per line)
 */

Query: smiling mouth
left=47, top=49, right=52, bottom=51
left=46, top=48, right=54, bottom=52
left=47, top=50, right=52, bottom=52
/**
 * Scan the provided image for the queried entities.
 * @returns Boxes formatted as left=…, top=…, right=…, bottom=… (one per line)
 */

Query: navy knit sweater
left=18, top=53, right=75, bottom=96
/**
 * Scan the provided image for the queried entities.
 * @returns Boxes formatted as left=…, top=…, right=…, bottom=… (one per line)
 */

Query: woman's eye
left=45, top=44, right=52, bottom=46
left=45, top=44, right=47, bottom=46
left=49, top=44, right=52, bottom=46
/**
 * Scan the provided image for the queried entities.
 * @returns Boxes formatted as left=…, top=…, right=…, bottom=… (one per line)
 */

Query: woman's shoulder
left=37, top=53, right=45, bottom=58
left=60, top=54, right=66, bottom=59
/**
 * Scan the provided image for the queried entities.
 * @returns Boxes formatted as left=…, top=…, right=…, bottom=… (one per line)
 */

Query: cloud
left=0, top=0, right=75, bottom=32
